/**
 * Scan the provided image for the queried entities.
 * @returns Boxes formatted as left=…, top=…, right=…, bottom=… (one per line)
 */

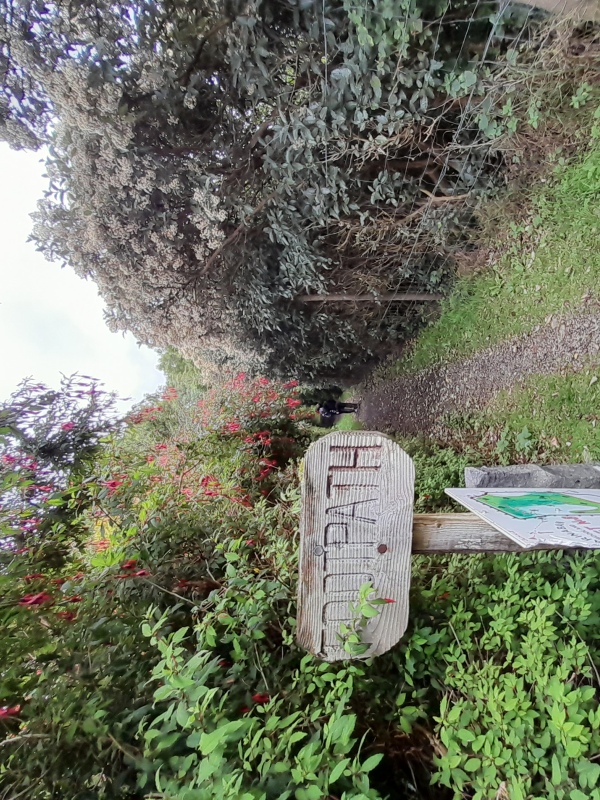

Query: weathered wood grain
left=412, top=513, right=555, bottom=553
left=298, top=431, right=414, bottom=661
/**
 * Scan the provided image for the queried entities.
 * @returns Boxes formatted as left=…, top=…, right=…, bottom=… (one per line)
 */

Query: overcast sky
left=0, top=144, right=164, bottom=410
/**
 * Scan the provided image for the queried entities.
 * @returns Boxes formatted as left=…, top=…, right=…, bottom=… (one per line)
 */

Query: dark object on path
left=317, top=400, right=359, bottom=427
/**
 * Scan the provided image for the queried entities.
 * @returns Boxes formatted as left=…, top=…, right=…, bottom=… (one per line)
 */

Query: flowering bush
left=5, top=374, right=600, bottom=800
left=0, top=375, right=120, bottom=559
left=0, top=375, right=323, bottom=798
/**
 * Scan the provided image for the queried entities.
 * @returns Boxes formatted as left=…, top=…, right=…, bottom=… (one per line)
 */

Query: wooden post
left=412, top=513, right=556, bottom=553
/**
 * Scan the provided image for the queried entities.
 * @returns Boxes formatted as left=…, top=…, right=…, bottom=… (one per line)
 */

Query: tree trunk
left=297, top=292, right=443, bottom=303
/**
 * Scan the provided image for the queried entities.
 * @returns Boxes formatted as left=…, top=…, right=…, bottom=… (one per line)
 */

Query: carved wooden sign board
left=297, top=431, right=414, bottom=662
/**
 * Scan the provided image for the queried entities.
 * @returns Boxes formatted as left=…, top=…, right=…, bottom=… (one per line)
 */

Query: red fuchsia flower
left=240, top=706, right=250, bottom=714
left=258, top=378, right=269, bottom=386
left=204, top=490, right=220, bottom=498
left=252, top=693, right=270, bottom=704
left=146, top=455, right=155, bottom=463
left=286, top=398, right=301, bottom=408
left=57, top=611, right=77, bottom=621
left=51, top=578, right=66, bottom=586
left=133, top=570, right=151, bottom=578
left=1, top=454, right=16, bottom=464
left=225, top=422, right=241, bottom=433
left=282, top=380, right=299, bottom=389
left=251, top=395, right=261, bottom=403
left=245, top=539, right=256, bottom=546
left=383, top=598, right=396, bottom=604
left=174, top=579, right=190, bottom=592
left=155, top=443, right=168, bottom=451
left=0, top=705, right=21, bottom=718
left=104, top=479, right=123, bottom=493
left=200, top=475, right=219, bottom=488
left=218, top=659, right=231, bottom=668
left=230, top=495, right=253, bottom=508
left=19, top=592, right=53, bottom=606
left=92, top=539, right=110, bottom=552
left=64, top=595, right=82, bottom=603
left=181, top=487, right=194, bottom=500
left=23, top=574, right=45, bottom=582
left=61, top=422, right=75, bottom=431
left=121, top=559, right=137, bottom=570
left=35, top=485, right=53, bottom=493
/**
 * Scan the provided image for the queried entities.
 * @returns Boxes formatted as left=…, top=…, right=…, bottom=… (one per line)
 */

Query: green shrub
left=5, top=376, right=600, bottom=800
left=399, top=438, right=475, bottom=512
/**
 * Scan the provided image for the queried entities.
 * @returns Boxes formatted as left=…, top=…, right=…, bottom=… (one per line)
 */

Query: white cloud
left=0, top=144, right=164, bottom=410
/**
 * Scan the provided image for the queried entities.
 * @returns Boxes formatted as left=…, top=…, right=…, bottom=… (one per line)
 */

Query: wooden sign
left=297, top=431, right=414, bottom=661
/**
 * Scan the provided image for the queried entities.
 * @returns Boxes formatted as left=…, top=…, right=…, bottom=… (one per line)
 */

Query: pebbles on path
left=360, top=313, right=600, bottom=435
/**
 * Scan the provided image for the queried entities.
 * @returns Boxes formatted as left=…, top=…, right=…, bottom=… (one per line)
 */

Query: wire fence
left=306, top=2, right=598, bottom=363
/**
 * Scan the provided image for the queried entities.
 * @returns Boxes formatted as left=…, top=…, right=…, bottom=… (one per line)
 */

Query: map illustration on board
left=477, top=492, right=600, bottom=520
left=446, top=489, right=600, bottom=548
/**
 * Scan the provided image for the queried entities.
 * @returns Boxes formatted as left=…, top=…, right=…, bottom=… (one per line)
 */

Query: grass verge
left=373, top=109, right=600, bottom=512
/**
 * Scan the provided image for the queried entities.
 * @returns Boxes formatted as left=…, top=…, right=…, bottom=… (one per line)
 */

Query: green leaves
left=361, top=753, right=384, bottom=773
left=329, top=757, right=351, bottom=783
left=200, top=720, right=251, bottom=755
left=552, top=753, right=562, bottom=786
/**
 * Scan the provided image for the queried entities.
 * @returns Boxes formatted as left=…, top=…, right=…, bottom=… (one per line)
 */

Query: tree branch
left=297, top=292, right=443, bottom=303
left=399, top=193, right=470, bottom=226
left=200, top=190, right=278, bottom=275
left=179, top=18, right=233, bottom=87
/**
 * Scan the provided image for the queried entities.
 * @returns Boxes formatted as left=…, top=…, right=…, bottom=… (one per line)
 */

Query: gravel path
left=359, top=313, right=600, bottom=435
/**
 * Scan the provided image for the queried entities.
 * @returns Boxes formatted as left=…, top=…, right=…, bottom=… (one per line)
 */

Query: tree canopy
left=1, top=0, right=527, bottom=377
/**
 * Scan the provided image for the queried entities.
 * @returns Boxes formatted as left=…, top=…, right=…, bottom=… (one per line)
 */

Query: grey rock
left=465, top=464, right=600, bottom=489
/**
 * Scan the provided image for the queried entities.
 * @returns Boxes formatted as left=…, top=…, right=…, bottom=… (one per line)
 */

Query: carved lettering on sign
left=297, top=432, right=415, bottom=661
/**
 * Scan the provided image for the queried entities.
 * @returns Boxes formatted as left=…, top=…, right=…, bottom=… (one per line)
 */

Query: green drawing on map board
left=478, top=492, right=600, bottom=520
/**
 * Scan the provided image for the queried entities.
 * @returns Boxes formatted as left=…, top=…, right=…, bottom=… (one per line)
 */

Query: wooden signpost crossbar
left=297, top=430, right=579, bottom=662
left=411, top=513, right=556, bottom=553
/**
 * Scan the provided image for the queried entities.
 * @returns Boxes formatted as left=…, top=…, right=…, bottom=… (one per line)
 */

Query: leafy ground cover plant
left=4, top=373, right=600, bottom=799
